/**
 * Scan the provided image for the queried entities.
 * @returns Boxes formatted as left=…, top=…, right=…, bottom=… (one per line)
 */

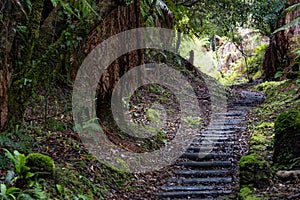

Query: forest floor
left=1, top=76, right=299, bottom=199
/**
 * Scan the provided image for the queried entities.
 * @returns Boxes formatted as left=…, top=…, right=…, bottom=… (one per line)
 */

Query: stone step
left=178, top=161, right=232, bottom=168
left=202, top=130, right=236, bottom=134
left=214, top=111, right=248, bottom=116
left=199, top=136, right=231, bottom=141
left=187, top=146, right=233, bottom=152
left=173, top=169, right=230, bottom=177
left=204, top=126, right=235, bottom=131
left=181, top=152, right=232, bottom=160
left=212, top=119, right=243, bottom=125
left=190, top=141, right=235, bottom=146
left=157, top=190, right=232, bottom=198
left=168, top=177, right=232, bottom=184
left=161, top=185, right=227, bottom=191
left=192, top=141, right=235, bottom=146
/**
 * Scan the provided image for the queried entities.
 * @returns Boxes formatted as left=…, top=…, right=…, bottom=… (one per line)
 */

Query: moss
left=253, top=81, right=284, bottom=93
left=146, top=108, right=161, bottom=123
left=239, top=186, right=262, bottom=200
left=239, top=153, right=271, bottom=188
left=182, top=116, right=203, bottom=128
left=26, top=153, right=55, bottom=175
left=274, top=110, right=300, bottom=135
left=250, top=133, right=267, bottom=145
left=273, top=110, right=300, bottom=168
left=256, top=122, right=274, bottom=130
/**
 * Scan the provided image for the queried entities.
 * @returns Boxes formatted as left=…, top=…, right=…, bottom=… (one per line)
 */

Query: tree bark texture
left=263, top=0, right=300, bottom=80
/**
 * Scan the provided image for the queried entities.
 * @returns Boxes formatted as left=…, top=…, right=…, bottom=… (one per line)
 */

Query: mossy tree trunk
left=5, top=0, right=45, bottom=130
left=1, top=0, right=121, bottom=131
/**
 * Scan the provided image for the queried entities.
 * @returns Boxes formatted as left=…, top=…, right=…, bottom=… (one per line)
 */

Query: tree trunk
left=5, top=0, right=45, bottom=130
left=0, top=1, right=19, bottom=130
left=2, top=0, right=120, bottom=130
left=85, top=0, right=144, bottom=99
left=263, top=0, right=300, bottom=80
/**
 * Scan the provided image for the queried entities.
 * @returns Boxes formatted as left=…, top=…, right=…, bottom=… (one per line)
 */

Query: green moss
left=273, top=110, right=300, bottom=168
left=182, top=116, right=203, bottom=128
left=256, top=122, right=274, bottom=130
left=146, top=108, right=161, bottom=123
left=254, top=81, right=285, bottom=93
left=239, top=153, right=271, bottom=188
left=250, top=133, right=267, bottom=145
left=240, top=186, right=262, bottom=200
left=26, top=153, right=55, bottom=174
left=274, top=110, right=300, bottom=135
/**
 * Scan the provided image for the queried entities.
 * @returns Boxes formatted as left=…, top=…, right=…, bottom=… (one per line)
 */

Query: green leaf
left=6, top=187, right=21, bottom=194
left=50, top=0, right=58, bottom=7
left=26, top=0, right=32, bottom=12
left=274, top=71, right=283, bottom=79
left=18, top=193, right=34, bottom=200
left=1, top=184, right=7, bottom=195
left=25, top=172, right=35, bottom=179
left=56, top=184, right=63, bottom=194
left=283, top=2, right=300, bottom=13
left=273, top=17, right=300, bottom=33
left=5, top=170, right=15, bottom=185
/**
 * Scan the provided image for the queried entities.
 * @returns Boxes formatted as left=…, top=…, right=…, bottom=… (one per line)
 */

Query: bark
left=85, top=0, right=144, bottom=99
left=2, top=0, right=122, bottom=130
left=0, top=1, right=19, bottom=130
left=263, top=0, right=300, bottom=80
left=4, top=0, right=44, bottom=130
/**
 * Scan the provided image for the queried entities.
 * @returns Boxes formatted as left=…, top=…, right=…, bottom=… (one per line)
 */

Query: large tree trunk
left=85, top=0, right=144, bottom=99
left=263, top=0, right=300, bottom=80
left=0, top=1, right=19, bottom=130
left=1, top=0, right=120, bottom=130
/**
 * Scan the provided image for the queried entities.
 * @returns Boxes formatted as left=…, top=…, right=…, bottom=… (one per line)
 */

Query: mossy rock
left=239, top=153, right=271, bottom=188
left=273, top=110, right=300, bottom=169
left=26, top=153, right=55, bottom=175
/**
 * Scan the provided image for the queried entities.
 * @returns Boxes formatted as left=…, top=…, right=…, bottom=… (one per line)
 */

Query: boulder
left=273, top=110, right=300, bottom=169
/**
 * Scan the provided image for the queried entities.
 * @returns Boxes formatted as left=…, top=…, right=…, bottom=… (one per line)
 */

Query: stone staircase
left=156, top=89, right=264, bottom=199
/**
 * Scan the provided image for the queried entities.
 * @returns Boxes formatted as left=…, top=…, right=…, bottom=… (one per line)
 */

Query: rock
left=276, top=170, right=300, bottom=181
left=239, top=153, right=271, bottom=188
left=273, top=110, right=300, bottom=168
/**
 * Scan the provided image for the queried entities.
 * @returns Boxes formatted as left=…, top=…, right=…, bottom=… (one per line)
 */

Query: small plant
left=183, top=116, right=203, bottom=128
left=3, top=149, right=34, bottom=182
left=146, top=108, right=161, bottom=123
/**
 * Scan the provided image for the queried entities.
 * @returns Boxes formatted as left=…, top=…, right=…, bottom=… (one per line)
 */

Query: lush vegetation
left=0, top=0, right=299, bottom=199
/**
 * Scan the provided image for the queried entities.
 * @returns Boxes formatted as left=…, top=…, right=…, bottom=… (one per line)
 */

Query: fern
left=274, top=2, right=300, bottom=33
left=22, top=186, right=48, bottom=200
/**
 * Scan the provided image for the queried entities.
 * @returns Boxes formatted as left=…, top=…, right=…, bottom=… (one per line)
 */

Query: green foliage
left=274, top=110, right=300, bottom=135
left=3, top=149, right=33, bottom=181
left=246, top=44, right=268, bottom=80
left=274, top=71, right=283, bottom=79
left=239, top=186, right=262, bottom=200
left=249, top=0, right=286, bottom=36
left=0, top=163, right=48, bottom=200
left=253, top=81, right=285, bottom=93
left=274, top=2, right=300, bottom=33
left=0, top=183, right=21, bottom=200
left=50, top=0, right=98, bottom=19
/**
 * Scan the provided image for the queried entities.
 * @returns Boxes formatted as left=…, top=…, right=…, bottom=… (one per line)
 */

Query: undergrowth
left=239, top=79, right=300, bottom=199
